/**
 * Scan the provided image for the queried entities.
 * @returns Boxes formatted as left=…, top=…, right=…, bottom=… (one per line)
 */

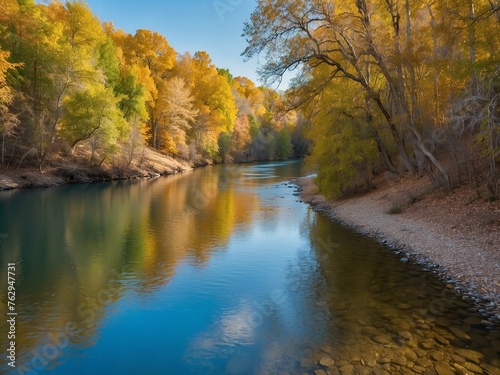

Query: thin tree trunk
left=375, top=134, right=396, bottom=173
left=469, top=1, right=477, bottom=74
left=152, top=121, right=158, bottom=149
left=372, top=94, right=416, bottom=174
left=1, top=133, right=5, bottom=167
left=428, top=4, right=442, bottom=123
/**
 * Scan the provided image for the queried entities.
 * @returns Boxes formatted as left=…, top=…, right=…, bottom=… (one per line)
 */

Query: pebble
left=381, top=364, right=391, bottom=371
left=352, top=365, right=370, bottom=375
left=392, top=357, right=407, bottom=366
left=416, top=322, right=431, bottom=330
left=402, top=348, right=417, bottom=362
left=398, top=331, right=413, bottom=343
left=318, top=356, right=335, bottom=367
left=416, top=357, right=433, bottom=367
left=339, top=364, right=354, bottom=375
left=451, top=354, right=465, bottom=363
left=435, top=335, right=450, bottom=345
left=435, top=362, right=455, bottom=375
left=414, top=348, right=426, bottom=357
left=412, top=366, right=426, bottom=374
left=453, top=363, right=469, bottom=375
left=349, top=355, right=361, bottom=363
left=372, top=335, right=392, bottom=345
left=431, top=352, right=445, bottom=362
left=366, top=359, right=377, bottom=367
left=314, top=370, right=328, bottom=375
left=419, top=341, right=434, bottom=350
left=455, top=349, right=484, bottom=364
left=435, top=317, right=450, bottom=327
left=463, top=361, right=484, bottom=373
left=449, top=326, right=471, bottom=341
left=481, top=319, right=494, bottom=327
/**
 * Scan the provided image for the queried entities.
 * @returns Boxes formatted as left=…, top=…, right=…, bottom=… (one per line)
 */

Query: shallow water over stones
left=277, top=214, right=500, bottom=375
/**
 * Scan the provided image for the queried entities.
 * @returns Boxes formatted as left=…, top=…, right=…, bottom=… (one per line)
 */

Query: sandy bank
left=296, top=176, right=500, bottom=323
left=0, top=148, right=193, bottom=190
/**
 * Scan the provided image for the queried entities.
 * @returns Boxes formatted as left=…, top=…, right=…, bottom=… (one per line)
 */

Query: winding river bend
left=0, top=161, right=499, bottom=374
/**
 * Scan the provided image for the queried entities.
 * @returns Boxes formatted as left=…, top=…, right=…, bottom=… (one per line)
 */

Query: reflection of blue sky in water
left=0, top=160, right=321, bottom=374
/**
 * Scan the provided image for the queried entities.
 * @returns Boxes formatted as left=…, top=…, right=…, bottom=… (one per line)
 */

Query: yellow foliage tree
left=176, top=52, right=237, bottom=157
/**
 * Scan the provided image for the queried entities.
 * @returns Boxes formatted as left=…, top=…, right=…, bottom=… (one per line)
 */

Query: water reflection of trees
left=0, top=167, right=260, bottom=370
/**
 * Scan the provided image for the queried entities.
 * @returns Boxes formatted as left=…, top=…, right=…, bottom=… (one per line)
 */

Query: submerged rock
left=449, top=326, right=471, bottom=341
left=455, top=348, right=484, bottom=365
left=318, top=356, right=335, bottom=367
left=435, top=362, right=455, bottom=375
left=372, top=335, right=392, bottom=345
left=339, top=364, right=354, bottom=375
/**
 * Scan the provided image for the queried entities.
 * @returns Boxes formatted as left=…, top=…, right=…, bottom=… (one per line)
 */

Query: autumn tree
left=230, top=115, right=251, bottom=161
left=275, top=128, right=293, bottom=159
left=244, top=0, right=499, bottom=193
left=176, top=52, right=236, bottom=157
left=61, top=83, right=128, bottom=164
left=301, top=69, right=379, bottom=196
left=158, top=77, right=198, bottom=155
left=104, top=24, right=151, bottom=164
left=0, top=47, right=19, bottom=165
left=120, top=29, right=176, bottom=149
left=244, top=1, right=446, bottom=179
left=0, top=0, right=302, bottom=169
left=0, top=0, right=111, bottom=169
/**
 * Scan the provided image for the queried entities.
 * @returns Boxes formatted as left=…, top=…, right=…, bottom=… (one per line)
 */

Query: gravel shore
left=296, top=176, right=500, bottom=323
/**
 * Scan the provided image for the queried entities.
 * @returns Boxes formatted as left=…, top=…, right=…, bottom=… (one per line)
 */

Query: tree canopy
left=244, top=0, right=499, bottom=196
left=0, top=0, right=303, bottom=170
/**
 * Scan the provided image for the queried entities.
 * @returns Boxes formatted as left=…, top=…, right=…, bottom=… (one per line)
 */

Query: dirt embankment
left=296, top=174, right=500, bottom=322
left=0, top=148, right=194, bottom=190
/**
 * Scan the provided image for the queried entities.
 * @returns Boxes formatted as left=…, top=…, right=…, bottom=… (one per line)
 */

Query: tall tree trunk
left=428, top=4, right=442, bottom=123
left=358, top=0, right=416, bottom=175
left=374, top=129, right=397, bottom=174
left=364, top=57, right=397, bottom=175
left=469, top=0, right=477, bottom=81
left=152, top=120, right=159, bottom=149
left=405, top=0, right=419, bottom=123
left=469, top=1, right=477, bottom=65
left=371, top=93, right=416, bottom=174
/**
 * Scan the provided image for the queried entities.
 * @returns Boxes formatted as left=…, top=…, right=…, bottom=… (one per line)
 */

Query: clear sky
left=82, top=0, right=265, bottom=84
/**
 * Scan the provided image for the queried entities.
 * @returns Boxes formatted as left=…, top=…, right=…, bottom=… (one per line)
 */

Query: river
left=0, top=161, right=499, bottom=374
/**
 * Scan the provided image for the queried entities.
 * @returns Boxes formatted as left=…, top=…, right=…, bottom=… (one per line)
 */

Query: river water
left=0, top=161, right=499, bottom=374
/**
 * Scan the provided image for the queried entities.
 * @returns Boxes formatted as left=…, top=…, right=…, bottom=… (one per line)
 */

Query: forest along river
left=0, top=160, right=499, bottom=375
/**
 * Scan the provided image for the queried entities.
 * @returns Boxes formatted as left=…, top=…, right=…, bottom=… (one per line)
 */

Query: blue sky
left=82, top=0, right=264, bottom=84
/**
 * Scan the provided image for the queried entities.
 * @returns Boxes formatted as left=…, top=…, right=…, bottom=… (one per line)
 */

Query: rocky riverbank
left=0, top=148, right=193, bottom=190
left=295, top=175, right=500, bottom=324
